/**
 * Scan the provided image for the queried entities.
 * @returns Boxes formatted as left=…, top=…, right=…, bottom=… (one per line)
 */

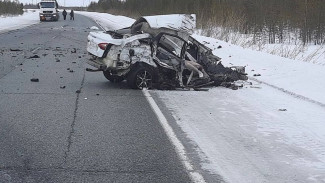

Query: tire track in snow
left=249, top=77, right=325, bottom=108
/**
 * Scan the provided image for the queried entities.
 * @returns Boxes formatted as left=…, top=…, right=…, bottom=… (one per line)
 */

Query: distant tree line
left=0, top=0, right=23, bottom=15
left=23, top=3, right=39, bottom=9
left=88, top=0, right=325, bottom=45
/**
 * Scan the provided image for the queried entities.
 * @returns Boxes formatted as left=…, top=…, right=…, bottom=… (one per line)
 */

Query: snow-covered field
left=0, top=9, right=40, bottom=33
left=2, top=11, right=325, bottom=182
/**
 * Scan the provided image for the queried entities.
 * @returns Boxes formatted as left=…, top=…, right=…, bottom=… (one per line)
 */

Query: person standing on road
left=62, top=9, right=67, bottom=20
left=70, top=10, right=74, bottom=20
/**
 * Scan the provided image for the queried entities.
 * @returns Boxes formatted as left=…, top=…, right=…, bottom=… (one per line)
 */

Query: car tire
left=127, top=66, right=155, bottom=89
left=103, top=71, right=124, bottom=83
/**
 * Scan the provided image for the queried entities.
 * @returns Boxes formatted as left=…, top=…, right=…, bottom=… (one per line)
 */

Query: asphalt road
left=0, top=14, right=191, bottom=182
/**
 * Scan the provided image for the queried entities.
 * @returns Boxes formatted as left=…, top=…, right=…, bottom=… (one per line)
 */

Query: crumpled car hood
left=132, top=14, right=196, bottom=34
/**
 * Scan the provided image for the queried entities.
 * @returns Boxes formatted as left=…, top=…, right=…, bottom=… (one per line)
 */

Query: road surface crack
left=63, top=69, right=86, bottom=164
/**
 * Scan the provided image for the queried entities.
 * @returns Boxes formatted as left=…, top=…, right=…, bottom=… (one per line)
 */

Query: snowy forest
left=0, top=0, right=23, bottom=15
left=88, top=0, right=325, bottom=45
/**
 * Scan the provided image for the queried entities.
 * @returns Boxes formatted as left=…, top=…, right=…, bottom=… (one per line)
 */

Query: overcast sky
left=19, top=0, right=99, bottom=7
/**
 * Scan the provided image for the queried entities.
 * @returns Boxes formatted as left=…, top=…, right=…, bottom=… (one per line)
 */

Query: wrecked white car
left=86, top=14, right=247, bottom=90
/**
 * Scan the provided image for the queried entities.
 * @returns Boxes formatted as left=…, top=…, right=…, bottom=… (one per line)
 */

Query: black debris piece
left=76, top=90, right=81, bottom=93
left=78, top=56, right=82, bottom=58
left=253, top=74, right=261, bottom=77
left=69, top=70, right=74, bottom=73
left=28, top=55, right=40, bottom=59
left=10, top=48, right=22, bottom=51
left=72, top=61, right=76, bottom=64
left=217, top=45, right=222, bottom=49
left=60, top=86, right=66, bottom=89
left=279, top=109, right=287, bottom=111
left=96, top=94, right=100, bottom=96
left=71, top=48, right=77, bottom=53
left=67, top=68, right=70, bottom=70
left=56, top=59, right=60, bottom=62
left=60, top=77, right=63, bottom=78
left=20, top=63, right=23, bottom=65
left=30, top=78, right=39, bottom=82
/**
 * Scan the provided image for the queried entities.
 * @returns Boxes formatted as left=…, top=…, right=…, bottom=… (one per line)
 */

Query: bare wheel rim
left=135, top=70, right=153, bottom=89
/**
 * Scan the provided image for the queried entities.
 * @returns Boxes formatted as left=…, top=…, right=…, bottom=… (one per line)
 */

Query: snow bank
left=0, top=10, right=39, bottom=33
left=192, top=34, right=325, bottom=106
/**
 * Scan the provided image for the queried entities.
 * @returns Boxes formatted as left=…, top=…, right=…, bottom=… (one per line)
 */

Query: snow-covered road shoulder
left=0, top=10, right=40, bottom=34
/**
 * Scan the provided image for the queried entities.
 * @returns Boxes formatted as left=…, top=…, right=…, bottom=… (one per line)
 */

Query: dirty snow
left=3, top=11, right=325, bottom=182
left=0, top=10, right=40, bottom=33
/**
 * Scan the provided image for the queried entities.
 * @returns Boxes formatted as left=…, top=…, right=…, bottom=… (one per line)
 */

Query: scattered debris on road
left=30, top=78, right=39, bottom=82
left=10, top=48, right=22, bottom=52
left=28, top=55, right=40, bottom=59
left=254, top=74, right=261, bottom=77
left=71, top=48, right=76, bottom=53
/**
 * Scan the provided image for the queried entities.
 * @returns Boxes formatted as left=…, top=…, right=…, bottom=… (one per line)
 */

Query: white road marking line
left=31, top=47, right=41, bottom=53
left=142, top=89, right=206, bottom=183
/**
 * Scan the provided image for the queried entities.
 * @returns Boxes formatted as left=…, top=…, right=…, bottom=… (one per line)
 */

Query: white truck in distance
left=38, top=0, right=59, bottom=21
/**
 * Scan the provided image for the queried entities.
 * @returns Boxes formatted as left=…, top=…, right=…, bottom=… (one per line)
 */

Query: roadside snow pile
left=0, top=9, right=39, bottom=33
left=191, top=34, right=325, bottom=105
left=76, top=11, right=135, bottom=31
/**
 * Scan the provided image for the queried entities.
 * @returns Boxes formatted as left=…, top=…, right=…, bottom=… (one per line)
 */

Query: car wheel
left=127, top=66, right=155, bottom=89
left=103, top=71, right=124, bottom=83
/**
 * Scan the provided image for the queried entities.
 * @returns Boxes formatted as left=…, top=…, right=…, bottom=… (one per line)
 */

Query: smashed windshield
left=159, top=34, right=185, bottom=57
left=40, top=2, right=55, bottom=8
